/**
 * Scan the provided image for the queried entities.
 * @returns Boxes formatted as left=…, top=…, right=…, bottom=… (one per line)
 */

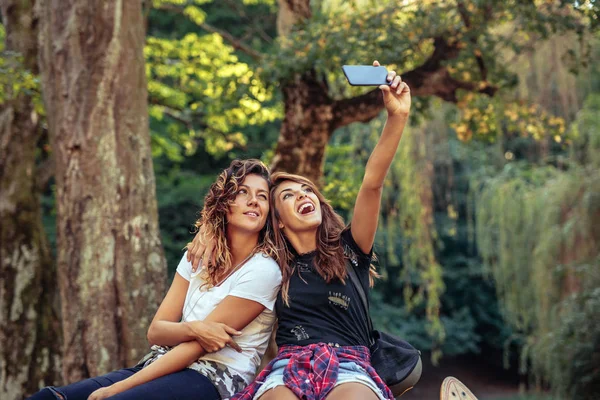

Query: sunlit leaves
left=452, top=92, right=567, bottom=143
left=151, top=0, right=190, bottom=8
left=322, top=141, right=364, bottom=210
left=242, top=0, right=276, bottom=6
left=0, top=25, right=41, bottom=111
left=145, top=31, right=280, bottom=160
left=183, top=5, right=206, bottom=25
left=205, top=132, right=247, bottom=157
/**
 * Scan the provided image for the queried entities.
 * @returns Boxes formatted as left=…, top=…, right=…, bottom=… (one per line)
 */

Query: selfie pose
left=28, top=159, right=282, bottom=400
left=189, top=61, right=420, bottom=400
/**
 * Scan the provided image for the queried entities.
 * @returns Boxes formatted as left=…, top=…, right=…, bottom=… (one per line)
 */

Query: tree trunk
left=271, top=0, right=326, bottom=182
left=0, top=1, right=62, bottom=398
left=271, top=71, right=335, bottom=184
left=37, top=0, right=167, bottom=382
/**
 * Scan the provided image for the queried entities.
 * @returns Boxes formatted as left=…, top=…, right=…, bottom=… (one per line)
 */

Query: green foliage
left=155, top=162, right=214, bottom=277
left=265, top=0, right=589, bottom=92
left=473, top=95, right=600, bottom=399
left=145, top=0, right=596, bottom=164
left=146, top=0, right=281, bottom=161
left=145, top=31, right=280, bottom=160
left=0, top=25, right=42, bottom=112
left=387, top=124, right=446, bottom=351
left=322, top=124, right=374, bottom=211
left=452, top=94, right=567, bottom=143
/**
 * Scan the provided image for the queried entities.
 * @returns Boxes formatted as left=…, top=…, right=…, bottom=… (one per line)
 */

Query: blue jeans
left=27, top=366, right=221, bottom=400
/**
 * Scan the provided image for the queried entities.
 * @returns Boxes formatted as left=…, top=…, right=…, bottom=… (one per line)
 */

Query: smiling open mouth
left=297, top=202, right=315, bottom=215
left=244, top=211, right=259, bottom=217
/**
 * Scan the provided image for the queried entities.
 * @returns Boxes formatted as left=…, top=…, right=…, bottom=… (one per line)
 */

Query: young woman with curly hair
left=28, top=159, right=282, bottom=400
left=188, top=61, right=419, bottom=400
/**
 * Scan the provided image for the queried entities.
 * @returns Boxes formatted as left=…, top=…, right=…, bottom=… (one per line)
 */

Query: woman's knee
left=26, top=387, right=64, bottom=400
left=325, top=382, right=380, bottom=400
left=256, top=386, right=300, bottom=400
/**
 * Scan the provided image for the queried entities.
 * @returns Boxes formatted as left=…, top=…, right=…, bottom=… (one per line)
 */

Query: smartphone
left=342, top=65, right=389, bottom=86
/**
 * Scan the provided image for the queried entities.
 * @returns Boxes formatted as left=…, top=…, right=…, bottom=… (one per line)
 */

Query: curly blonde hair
left=194, top=159, right=277, bottom=289
left=269, top=172, right=379, bottom=305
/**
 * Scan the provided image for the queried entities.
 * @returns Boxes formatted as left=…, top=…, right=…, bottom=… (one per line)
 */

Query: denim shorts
left=253, top=358, right=386, bottom=400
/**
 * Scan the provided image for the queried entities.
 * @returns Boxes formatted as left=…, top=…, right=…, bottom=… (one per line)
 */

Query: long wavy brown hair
left=194, top=159, right=277, bottom=289
left=270, top=172, right=378, bottom=305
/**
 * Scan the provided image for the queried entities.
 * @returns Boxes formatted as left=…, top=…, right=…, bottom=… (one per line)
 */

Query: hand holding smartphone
left=342, top=65, right=389, bottom=86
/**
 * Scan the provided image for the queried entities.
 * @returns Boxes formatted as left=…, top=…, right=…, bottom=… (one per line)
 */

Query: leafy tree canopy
left=145, top=0, right=596, bottom=161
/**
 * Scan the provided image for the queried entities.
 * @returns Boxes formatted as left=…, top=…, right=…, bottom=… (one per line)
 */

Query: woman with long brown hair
left=188, top=61, right=417, bottom=400
left=28, top=159, right=282, bottom=400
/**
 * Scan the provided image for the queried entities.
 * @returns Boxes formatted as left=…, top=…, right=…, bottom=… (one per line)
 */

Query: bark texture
left=271, top=70, right=336, bottom=185
left=0, top=1, right=62, bottom=398
left=37, top=0, right=167, bottom=382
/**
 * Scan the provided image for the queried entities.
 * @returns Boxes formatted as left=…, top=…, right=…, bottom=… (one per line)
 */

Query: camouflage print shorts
left=188, top=359, right=247, bottom=400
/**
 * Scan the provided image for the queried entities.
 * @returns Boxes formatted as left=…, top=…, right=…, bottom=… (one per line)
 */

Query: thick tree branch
left=156, top=4, right=263, bottom=61
left=223, top=0, right=274, bottom=43
left=331, top=37, right=497, bottom=130
left=162, top=108, right=193, bottom=129
left=199, top=22, right=263, bottom=61
left=153, top=105, right=246, bottom=151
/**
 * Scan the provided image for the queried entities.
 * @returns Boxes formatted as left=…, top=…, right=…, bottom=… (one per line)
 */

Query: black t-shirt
left=275, top=228, right=372, bottom=348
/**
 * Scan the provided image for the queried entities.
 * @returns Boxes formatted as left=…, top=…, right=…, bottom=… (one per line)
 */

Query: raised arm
left=351, top=60, right=411, bottom=254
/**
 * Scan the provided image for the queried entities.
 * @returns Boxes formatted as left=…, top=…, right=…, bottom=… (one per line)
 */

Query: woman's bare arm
left=351, top=60, right=411, bottom=254
left=88, top=341, right=205, bottom=400
left=146, top=272, right=193, bottom=346
left=88, top=296, right=267, bottom=399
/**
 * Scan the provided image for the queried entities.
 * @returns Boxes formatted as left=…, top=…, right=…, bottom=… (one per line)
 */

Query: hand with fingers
left=87, top=385, right=120, bottom=400
left=186, top=224, right=215, bottom=272
left=374, top=60, right=411, bottom=117
left=185, top=320, right=243, bottom=353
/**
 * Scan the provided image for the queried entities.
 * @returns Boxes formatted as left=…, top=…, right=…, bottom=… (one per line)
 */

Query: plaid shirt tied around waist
left=231, top=343, right=394, bottom=400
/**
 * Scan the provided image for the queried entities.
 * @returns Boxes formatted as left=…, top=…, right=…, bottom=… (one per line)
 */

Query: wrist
left=111, top=380, right=127, bottom=394
left=183, top=320, right=203, bottom=340
left=387, top=112, right=409, bottom=122
left=182, top=321, right=193, bottom=340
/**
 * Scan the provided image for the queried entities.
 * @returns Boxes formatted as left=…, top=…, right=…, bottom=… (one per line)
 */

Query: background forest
left=1, top=0, right=599, bottom=399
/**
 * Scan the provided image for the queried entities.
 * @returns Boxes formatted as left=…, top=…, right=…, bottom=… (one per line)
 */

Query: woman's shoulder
left=231, top=253, right=282, bottom=289
left=341, top=226, right=372, bottom=265
left=246, top=253, right=281, bottom=275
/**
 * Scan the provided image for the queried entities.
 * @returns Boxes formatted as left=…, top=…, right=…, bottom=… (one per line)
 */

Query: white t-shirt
left=175, top=252, right=281, bottom=396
